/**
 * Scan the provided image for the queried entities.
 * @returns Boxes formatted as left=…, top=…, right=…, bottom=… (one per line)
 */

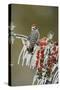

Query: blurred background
left=10, top=4, right=58, bottom=86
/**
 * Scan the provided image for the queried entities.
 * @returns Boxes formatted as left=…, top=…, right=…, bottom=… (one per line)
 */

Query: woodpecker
left=28, top=24, right=40, bottom=52
left=27, top=24, right=40, bottom=53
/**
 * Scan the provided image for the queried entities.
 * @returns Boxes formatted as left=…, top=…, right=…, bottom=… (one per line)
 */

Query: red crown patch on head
left=32, top=24, right=36, bottom=26
left=31, top=24, right=38, bottom=30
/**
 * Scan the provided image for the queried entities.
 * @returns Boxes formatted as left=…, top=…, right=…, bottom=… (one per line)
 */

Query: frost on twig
left=9, top=29, right=58, bottom=84
left=9, top=22, right=16, bottom=31
left=9, top=22, right=16, bottom=44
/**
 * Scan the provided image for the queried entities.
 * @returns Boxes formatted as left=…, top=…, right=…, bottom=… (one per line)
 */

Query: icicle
left=44, top=42, right=52, bottom=66
left=22, top=46, right=27, bottom=66
left=30, top=45, right=40, bottom=69
left=18, top=46, right=24, bottom=64
left=32, top=74, right=38, bottom=85
left=26, top=53, right=32, bottom=66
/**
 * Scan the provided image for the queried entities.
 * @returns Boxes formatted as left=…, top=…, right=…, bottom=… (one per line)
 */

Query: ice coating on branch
left=10, top=29, right=58, bottom=84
